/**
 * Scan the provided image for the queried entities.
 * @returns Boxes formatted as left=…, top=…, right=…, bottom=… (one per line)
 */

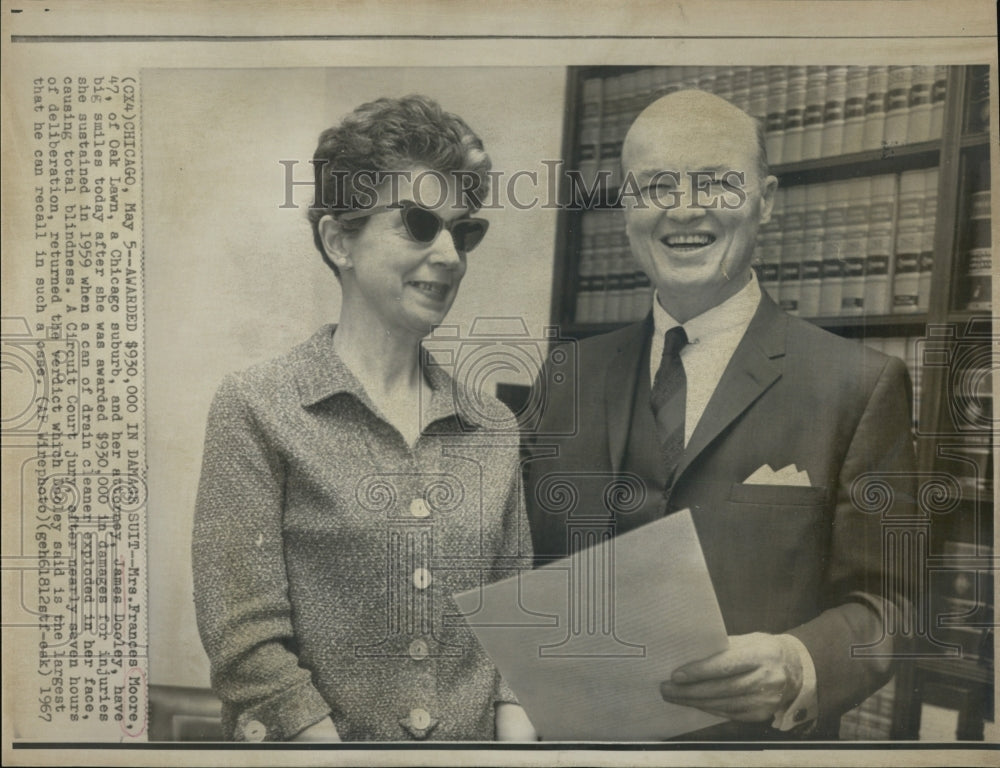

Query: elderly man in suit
left=526, top=89, right=916, bottom=739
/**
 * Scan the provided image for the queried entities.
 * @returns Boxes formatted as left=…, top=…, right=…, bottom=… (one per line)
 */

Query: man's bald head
left=623, top=89, right=769, bottom=185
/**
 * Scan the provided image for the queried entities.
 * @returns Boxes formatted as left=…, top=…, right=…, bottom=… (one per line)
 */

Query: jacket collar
left=605, top=291, right=788, bottom=476
left=292, top=324, right=497, bottom=429
left=674, top=291, right=787, bottom=480
left=605, top=316, right=653, bottom=474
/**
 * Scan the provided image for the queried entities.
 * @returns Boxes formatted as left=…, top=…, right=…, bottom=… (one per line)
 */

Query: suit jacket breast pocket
left=727, top=483, right=828, bottom=507
left=707, top=483, right=831, bottom=635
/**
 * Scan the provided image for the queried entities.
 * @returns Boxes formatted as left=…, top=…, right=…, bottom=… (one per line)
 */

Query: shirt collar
left=292, top=324, right=497, bottom=429
left=652, top=271, right=762, bottom=345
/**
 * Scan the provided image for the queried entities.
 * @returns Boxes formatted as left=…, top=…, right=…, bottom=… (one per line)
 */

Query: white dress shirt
left=649, top=271, right=818, bottom=731
left=650, top=273, right=762, bottom=448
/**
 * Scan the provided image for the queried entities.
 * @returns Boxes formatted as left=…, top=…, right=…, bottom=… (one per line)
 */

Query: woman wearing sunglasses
left=192, top=95, right=536, bottom=742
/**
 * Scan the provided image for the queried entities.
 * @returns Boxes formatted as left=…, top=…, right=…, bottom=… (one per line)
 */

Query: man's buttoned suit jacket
left=525, top=292, right=917, bottom=738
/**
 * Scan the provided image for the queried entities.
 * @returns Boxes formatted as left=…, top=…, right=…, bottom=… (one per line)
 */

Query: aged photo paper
left=2, top=1, right=997, bottom=766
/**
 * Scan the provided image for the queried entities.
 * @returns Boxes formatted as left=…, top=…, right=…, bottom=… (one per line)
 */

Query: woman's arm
left=193, top=375, right=332, bottom=741
left=491, top=459, right=538, bottom=740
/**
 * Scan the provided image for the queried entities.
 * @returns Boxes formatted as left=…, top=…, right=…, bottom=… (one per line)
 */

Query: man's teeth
left=664, top=234, right=716, bottom=248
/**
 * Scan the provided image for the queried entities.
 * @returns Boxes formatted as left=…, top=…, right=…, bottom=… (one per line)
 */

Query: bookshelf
left=549, top=64, right=993, bottom=739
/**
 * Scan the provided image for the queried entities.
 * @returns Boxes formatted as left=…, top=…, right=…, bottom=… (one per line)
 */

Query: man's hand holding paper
left=660, top=632, right=808, bottom=723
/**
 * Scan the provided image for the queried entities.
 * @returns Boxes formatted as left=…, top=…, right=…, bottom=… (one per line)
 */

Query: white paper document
left=452, top=509, right=730, bottom=741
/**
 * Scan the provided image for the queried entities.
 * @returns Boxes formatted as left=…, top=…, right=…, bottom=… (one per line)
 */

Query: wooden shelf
left=564, top=310, right=983, bottom=340
left=566, top=141, right=948, bottom=209
left=947, top=310, right=994, bottom=326
left=773, top=141, right=942, bottom=187
left=810, top=314, right=929, bottom=336
left=916, top=657, right=994, bottom=686
left=558, top=314, right=930, bottom=340
left=939, top=490, right=995, bottom=507
left=961, top=132, right=992, bottom=149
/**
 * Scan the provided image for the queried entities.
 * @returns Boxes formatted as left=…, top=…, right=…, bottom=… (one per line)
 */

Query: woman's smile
left=406, top=279, right=452, bottom=302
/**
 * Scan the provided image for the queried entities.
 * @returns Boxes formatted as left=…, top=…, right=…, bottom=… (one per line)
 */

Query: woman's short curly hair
left=308, top=94, right=492, bottom=276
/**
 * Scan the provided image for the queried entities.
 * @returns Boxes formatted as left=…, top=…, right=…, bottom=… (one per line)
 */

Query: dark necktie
left=650, top=325, right=688, bottom=486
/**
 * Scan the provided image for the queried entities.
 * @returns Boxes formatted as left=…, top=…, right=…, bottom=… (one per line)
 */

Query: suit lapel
left=605, top=317, right=651, bottom=474
left=673, top=293, right=788, bottom=482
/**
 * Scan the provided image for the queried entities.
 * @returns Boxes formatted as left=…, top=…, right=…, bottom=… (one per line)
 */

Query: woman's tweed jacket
left=193, top=325, right=532, bottom=741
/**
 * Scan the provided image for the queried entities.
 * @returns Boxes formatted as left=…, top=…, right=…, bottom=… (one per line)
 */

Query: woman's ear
left=318, top=214, right=354, bottom=272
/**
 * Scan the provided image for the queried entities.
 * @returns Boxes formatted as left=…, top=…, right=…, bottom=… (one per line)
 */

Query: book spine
left=633, top=271, right=653, bottom=321
left=778, top=229, right=803, bottom=315
left=612, top=114, right=630, bottom=190
left=817, top=181, right=844, bottom=315
left=633, top=69, right=654, bottom=118
left=883, top=65, right=913, bottom=147
left=918, top=168, right=939, bottom=312
left=758, top=228, right=783, bottom=305
left=756, top=189, right=783, bottom=304
left=891, top=222, right=921, bottom=313
left=905, top=336, right=922, bottom=430
left=907, top=65, right=934, bottom=143
left=765, top=67, right=788, bottom=165
left=714, top=66, right=733, bottom=102
left=574, top=275, right=593, bottom=324
left=864, top=175, right=897, bottom=314
left=783, top=66, right=808, bottom=163
left=605, top=271, right=624, bottom=323
left=778, top=188, right=805, bottom=314
left=929, top=65, right=948, bottom=139
left=798, top=183, right=826, bottom=317
left=821, top=66, right=848, bottom=158
left=840, top=233, right=866, bottom=316
left=864, top=235, right=894, bottom=313
left=801, top=66, right=828, bottom=160
left=968, top=66, right=991, bottom=133
left=962, top=188, right=992, bottom=310
left=731, top=66, right=752, bottom=113
left=577, top=77, right=603, bottom=190
left=862, top=66, right=889, bottom=151
left=842, top=178, right=871, bottom=315
left=750, top=67, right=769, bottom=125
left=841, top=66, right=868, bottom=154
left=819, top=230, right=845, bottom=316
left=892, top=169, right=924, bottom=313
left=800, top=229, right=824, bottom=318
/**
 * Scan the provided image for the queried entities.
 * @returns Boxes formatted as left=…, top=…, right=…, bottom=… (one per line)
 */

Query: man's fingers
left=671, top=633, right=780, bottom=682
left=661, top=669, right=764, bottom=701
left=663, top=634, right=794, bottom=724
left=662, top=688, right=780, bottom=713
left=684, top=699, right=777, bottom=723
left=671, top=652, right=758, bottom=683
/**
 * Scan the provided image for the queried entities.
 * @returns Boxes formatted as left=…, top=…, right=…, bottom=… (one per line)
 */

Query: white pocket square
left=744, top=463, right=812, bottom=487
